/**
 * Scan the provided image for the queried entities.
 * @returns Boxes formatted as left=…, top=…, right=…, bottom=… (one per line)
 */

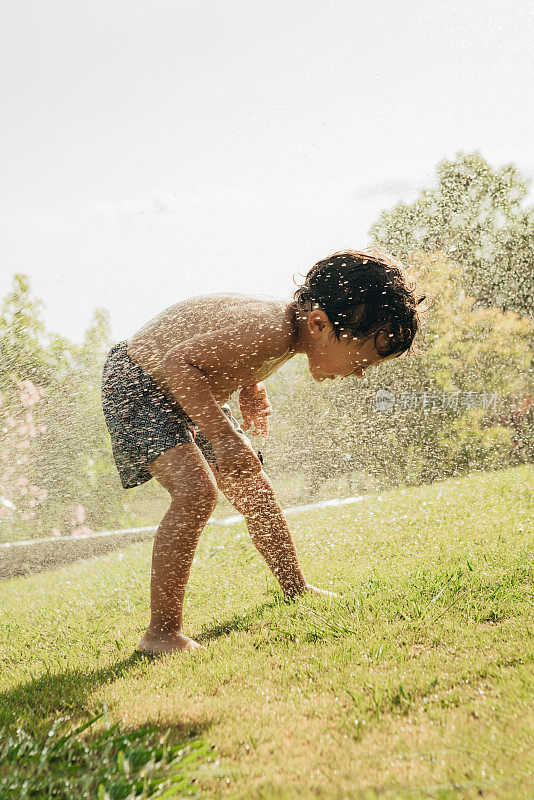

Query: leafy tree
left=0, top=274, right=57, bottom=391
left=370, top=152, right=534, bottom=319
left=34, top=306, right=123, bottom=535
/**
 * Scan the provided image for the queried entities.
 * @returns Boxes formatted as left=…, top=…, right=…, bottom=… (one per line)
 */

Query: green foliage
left=0, top=274, right=57, bottom=391
left=0, top=712, right=210, bottom=799
left=347, top=251, right=532, bottom=484
left=369, top=151, right=534, bottom=319
left=36, top=310, right=123, bottom=532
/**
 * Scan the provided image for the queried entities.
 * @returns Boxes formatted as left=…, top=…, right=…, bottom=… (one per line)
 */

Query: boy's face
left=305, top=310, right=394, bottom=382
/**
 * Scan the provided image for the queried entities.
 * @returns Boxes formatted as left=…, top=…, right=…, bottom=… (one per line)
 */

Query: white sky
left=2, top=0, right=533, bottom=342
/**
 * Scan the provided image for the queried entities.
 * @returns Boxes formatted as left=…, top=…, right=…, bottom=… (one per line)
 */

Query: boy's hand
left=283, top=583, right=338, bottom=600
left=239, top=383, right=272, bottom=438
left=212, top=433, right=263, bottom=479
left=303, top=584, right=338, bottom=599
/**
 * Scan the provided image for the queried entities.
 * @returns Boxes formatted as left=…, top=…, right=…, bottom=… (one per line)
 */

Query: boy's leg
left=137, top=442, right=219, bottom=655
left=211, top=467, right=307, bottom=597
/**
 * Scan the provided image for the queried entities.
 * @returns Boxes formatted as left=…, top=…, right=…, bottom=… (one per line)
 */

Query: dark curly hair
left=293, top=247, right=427, bottom=357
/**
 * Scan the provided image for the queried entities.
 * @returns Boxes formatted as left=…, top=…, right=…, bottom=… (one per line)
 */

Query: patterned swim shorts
left=101, top=341, right=246, bottom=489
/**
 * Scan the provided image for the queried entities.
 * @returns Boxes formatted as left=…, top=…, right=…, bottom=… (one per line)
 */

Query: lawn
left=1, top=465, right=533, bottom=799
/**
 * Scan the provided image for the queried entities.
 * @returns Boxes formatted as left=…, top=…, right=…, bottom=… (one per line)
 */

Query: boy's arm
left=161, top=315, right=291, bottom=444
left=161, top=354, right=237, bottom=443
left=239, top=382, right=272, bottom=437
left=160, top=355, right=262, bottom=478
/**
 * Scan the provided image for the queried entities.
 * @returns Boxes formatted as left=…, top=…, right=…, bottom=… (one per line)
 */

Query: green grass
left=0, top=712, right=211, bottom=799
left=1, top=464, right=533, bottom=799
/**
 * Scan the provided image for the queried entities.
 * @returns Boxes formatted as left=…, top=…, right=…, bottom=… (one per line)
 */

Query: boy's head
left=293, top=247, right=427, bottom=380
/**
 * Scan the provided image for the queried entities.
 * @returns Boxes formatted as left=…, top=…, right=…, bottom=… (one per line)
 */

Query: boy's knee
left=171, top=471, right=219, bottom=517
left=200, top=479, right=219, bottom=516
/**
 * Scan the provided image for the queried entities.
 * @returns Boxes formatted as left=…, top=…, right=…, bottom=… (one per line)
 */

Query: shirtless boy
left=101, top=248, right=426, bottom=655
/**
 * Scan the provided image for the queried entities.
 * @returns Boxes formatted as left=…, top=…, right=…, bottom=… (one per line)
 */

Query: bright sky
left=2, top=0, right=533, bottom=342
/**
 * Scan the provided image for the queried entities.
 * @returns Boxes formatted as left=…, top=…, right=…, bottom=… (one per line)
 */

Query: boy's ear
left=307, top=309, right=330, bottom=337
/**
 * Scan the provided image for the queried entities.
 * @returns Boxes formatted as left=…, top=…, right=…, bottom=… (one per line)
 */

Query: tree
left=353, top=251, right=533, bottom=483
left=370, top=152, right=534, bottom=320
left=0, top=274, right=57, bottom=392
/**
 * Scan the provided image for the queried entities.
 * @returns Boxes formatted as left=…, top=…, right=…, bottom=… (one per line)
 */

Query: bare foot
left=137, top=628, right=204, bottom=656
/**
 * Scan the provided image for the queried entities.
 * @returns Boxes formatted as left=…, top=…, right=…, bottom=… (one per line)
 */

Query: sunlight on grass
left=1, top=465, right=533, bottom=799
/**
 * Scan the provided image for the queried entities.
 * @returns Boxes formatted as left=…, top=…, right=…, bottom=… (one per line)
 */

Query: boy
left=102, top=248, right=426, bottom=655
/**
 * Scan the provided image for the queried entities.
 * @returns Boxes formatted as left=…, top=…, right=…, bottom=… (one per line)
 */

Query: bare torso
left=127, top=293, right=297, bottom=404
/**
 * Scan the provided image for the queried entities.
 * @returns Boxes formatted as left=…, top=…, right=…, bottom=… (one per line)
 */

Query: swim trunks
left=101, top=341, right=246, bottom=489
